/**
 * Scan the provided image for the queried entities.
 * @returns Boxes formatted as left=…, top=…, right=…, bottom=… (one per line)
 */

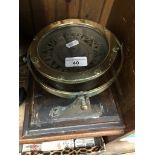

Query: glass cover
left=38, top=25, right=109, bottom=72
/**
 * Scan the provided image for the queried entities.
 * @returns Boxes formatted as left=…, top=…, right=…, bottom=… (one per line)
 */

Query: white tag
left=75, top=138, right=95, bottom=148
left=41, top=140, right=74, bottom=151
left=22, top=144, right=41, bottom=152
left=65, top=57, right=87, bottom=67
left=66, top=40, right=79, bottom=48
left=41, top=141, right=64, bottom=151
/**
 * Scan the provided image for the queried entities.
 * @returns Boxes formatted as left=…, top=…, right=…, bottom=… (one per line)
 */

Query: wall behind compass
left=107, top=0, right=135, bottom=136
left=19, top=0, right=114, bottom=39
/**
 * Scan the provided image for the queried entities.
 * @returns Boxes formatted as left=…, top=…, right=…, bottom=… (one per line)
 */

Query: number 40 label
left=65, top=57, right=88, bottom=67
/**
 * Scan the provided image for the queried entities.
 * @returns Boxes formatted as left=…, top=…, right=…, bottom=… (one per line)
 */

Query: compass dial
left=38, top=25, right=109, bottom=72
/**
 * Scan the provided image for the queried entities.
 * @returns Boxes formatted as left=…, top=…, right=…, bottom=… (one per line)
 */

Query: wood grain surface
left=20, top=0, right=114, bottom=38
left=107, top=0, right=135, bottom=135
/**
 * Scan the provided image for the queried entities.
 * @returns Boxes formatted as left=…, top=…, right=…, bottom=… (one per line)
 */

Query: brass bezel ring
left=27, top=44, right=123, bottom=98
left=29, top=19, right=119, bottom=84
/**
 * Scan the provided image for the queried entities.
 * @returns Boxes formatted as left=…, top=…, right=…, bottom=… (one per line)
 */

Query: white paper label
left=41, top=140, right=74, bottom=151
left=65, top=57, right=87, bottom=67
left=22, top=144, right=41, bottom=152
left=75, top=138, right=95, bottom=148
left=66, top=40, right=79, bottom=48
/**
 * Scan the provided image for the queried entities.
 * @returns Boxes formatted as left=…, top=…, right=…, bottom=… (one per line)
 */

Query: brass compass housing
left=27, top=19, right=123, bottom=98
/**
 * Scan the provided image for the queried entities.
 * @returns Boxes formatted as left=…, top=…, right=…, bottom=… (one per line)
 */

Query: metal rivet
left=58, top=76, right=64, bottom=80
left=94, top=69, right=101, bottom=75
left=31, top=57, right=39, bottom=64
left=33, top=37, right=38, bottom=41
left=113, top=47, right=120, bottom=52
left=23, top=57, right=27, bottom=63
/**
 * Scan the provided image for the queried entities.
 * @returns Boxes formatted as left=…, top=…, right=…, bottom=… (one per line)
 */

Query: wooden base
left=20, top=81, right=124, bottom=144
